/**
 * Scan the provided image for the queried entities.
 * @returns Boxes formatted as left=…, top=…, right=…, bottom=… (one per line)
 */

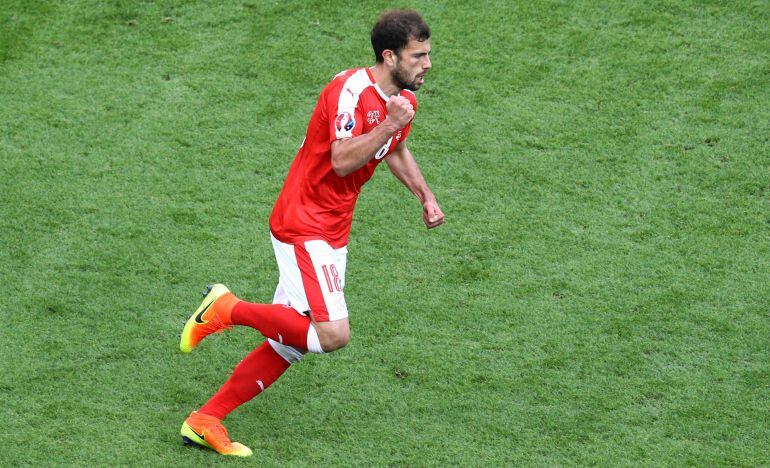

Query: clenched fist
left=423, top=200, right=445, bottom=229
left=385, top=95, right=414, bottom=129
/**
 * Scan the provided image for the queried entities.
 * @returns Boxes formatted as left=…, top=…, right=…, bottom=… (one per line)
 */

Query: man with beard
left=178, top=9, right=444, bottom=456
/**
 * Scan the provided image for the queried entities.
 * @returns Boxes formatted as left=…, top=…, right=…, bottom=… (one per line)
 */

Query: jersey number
left=321, top=264, right=342, bottom=292
left=374, top=136, right=394, bottom=160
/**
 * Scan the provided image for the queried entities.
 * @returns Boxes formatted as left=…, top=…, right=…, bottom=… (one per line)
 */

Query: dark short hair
left=371, top=9, right=430, bottom=63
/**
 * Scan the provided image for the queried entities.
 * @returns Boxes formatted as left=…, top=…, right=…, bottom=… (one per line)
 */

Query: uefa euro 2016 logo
left=335, top=112, right=355, bottom=132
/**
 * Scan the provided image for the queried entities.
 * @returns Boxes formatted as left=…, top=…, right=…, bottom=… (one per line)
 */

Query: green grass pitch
left=1, top=0, right=768, bottom=465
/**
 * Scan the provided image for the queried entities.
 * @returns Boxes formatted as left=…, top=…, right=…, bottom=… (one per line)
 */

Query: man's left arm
left=386, top=141, right=445, bottom=229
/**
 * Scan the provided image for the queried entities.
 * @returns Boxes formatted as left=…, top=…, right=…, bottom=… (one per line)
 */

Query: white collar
left=368, top=68, right=398, bottom=101
left=373, top=82, right=394, bottom=101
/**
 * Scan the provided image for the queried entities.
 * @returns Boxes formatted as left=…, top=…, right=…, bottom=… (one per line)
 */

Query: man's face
left=390, top=38, right=432, bottom=91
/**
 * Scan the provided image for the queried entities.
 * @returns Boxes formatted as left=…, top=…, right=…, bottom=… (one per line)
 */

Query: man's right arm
left=330, top=96, right=414, bottom=177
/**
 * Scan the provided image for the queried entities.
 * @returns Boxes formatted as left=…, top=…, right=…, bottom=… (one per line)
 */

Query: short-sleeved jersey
left=269, top=67, right=417, bottom=248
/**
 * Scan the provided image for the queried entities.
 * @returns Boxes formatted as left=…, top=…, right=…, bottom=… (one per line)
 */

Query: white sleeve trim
left=334, top=69, right=370, bottom=139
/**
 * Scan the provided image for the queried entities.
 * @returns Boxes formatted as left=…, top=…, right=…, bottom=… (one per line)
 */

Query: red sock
left=231, top=301, right=310, bottom=349
left=199, top=341, right=291, bottom=420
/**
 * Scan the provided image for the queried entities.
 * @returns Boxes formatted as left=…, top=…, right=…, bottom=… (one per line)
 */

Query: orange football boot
left=180, top=284, right=239, bottom=353
left=181, top=411, right=252, bottom=457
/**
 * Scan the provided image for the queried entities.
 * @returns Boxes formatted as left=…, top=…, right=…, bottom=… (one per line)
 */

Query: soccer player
left=178, top=9, right=444, bottom=457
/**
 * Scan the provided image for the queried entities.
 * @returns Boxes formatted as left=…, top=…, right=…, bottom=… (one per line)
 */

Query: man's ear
left=382, top=49, right=396, bottom=67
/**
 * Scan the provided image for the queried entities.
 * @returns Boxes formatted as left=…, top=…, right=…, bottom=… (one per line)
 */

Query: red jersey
left=269, top=68, right=417, bottom=248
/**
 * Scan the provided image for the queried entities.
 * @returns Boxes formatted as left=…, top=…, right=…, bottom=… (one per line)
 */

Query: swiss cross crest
left=366, top=110, right=381, bottom=125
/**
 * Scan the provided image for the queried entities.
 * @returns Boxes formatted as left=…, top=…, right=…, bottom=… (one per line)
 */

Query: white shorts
left=270, top=232, right=348, bottom=323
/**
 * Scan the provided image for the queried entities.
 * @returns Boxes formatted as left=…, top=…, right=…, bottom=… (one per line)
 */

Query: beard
left=391, top=64, right=422, bottom=91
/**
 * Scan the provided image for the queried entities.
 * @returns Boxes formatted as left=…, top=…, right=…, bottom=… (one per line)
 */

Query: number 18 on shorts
left=270, top=233, right=348, bottom=322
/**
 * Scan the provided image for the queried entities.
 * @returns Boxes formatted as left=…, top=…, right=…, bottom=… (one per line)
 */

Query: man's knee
left=313, top=319, right=350, bottom=352
left=323, top=327, right=349, bottom=352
